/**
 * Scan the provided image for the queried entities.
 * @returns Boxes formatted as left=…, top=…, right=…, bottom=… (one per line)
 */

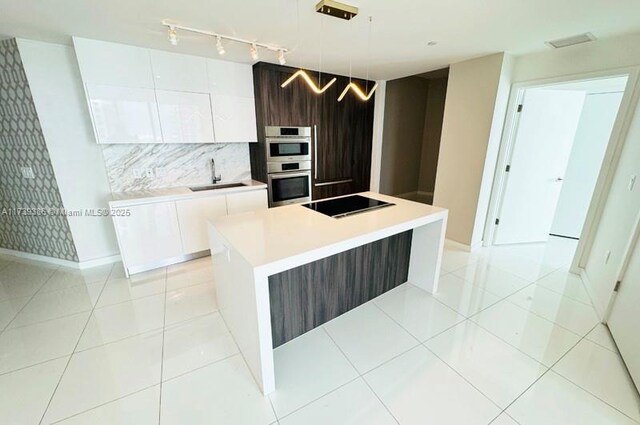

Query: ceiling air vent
left=545, top=33, right=596, bottom=49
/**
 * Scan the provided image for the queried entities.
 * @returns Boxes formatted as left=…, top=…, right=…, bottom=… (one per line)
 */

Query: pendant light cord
left=366, top=16, right=372, bottom=93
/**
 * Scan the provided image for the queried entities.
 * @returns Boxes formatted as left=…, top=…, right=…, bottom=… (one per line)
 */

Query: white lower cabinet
left=113, top=201, right=183, bottom=269
left=176, top=196, right=228, bottom=254
left=226, top=189, right=268, bottom=215
left=112, top=189, right=267, bottom=275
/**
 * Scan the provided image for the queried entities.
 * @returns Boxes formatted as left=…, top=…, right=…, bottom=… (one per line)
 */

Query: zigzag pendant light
left=281, top=70, right=337, bottom=93
left=338, top=81, right=378, bottom=101
left=339, top=16, right=377, bottom=102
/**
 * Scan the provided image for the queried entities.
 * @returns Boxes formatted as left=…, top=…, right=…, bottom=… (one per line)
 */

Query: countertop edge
left=108, top=180, right=267, bottom=207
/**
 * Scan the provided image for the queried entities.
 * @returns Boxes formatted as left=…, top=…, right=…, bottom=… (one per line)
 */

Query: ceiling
left=2, top=0, right=640, bottom=80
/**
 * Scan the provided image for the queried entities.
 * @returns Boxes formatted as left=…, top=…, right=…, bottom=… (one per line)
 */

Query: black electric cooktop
left=303, top=195, right=395, bottom=218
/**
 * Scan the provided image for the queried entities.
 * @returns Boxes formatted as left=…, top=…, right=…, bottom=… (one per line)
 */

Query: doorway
left=490, top=75, right=628, bottom=248
left=378, top=68, right=448, bottom=205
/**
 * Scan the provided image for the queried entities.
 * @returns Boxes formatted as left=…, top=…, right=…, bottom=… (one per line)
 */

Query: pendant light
left=281, top=0, right=336, bottom=94
left=338, top=16, right=378, bottom=102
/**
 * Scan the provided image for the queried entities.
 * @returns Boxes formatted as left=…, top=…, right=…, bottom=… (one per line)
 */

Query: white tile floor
left=1, top=237, right=639, bottom=424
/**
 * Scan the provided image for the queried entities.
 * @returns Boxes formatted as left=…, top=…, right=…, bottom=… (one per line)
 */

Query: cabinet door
left=73, top=37, right=154, bottom=88
left=313, top=75, right=375, bottom=200
left=176, top=196, right=228, bottom=254
left=113, top=202, right=183, bottom=268
left=226, top=190, right=268, bottom=215
left=156, top=90, right=215, bottom=143
left=86, top=84, right=162, bottom=144
left=207, top=59, right=254, bottom=97
left=150, top=50, right=209, bottom=93
left=211, top=95, right=257, bottom=143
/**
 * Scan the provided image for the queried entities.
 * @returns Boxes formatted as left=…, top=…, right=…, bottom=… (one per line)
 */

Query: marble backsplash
left=102, top=143, right=252, bottom=193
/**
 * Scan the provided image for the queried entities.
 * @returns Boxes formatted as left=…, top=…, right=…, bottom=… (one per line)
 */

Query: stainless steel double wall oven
left=265, top=126, right=312, bottom=207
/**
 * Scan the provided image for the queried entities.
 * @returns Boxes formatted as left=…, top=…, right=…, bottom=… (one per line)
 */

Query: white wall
left=433, top=52, right=512, bottom=246
left=551, top=92, right=624, bottom=238
left=17, top=39, right=119, bottom=262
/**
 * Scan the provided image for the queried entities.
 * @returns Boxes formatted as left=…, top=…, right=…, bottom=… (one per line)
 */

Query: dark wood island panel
left=268, top=230, right=413, bottom=348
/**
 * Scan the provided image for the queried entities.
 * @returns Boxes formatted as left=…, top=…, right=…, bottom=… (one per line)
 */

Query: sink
left=189, top=182, right=247, bottom=192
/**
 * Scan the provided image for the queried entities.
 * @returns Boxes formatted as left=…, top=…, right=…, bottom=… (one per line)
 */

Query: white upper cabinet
left=207, top=59, right=258, bottom=143
left=86, top=84, right=162, bottom=144
left=212, top=95, right=257, bottom=143
left=156, top=90, right=215, bottom=143
left=73, top=37, right=154, bottom=88
left=73, top=37, right=257, bottom=144
left=207, top=59, right=255, bottom=97
left=149, top=50, right=209, bottom=93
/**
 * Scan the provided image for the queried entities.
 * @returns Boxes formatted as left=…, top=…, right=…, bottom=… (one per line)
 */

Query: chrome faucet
left=211, top=158, right=222, bottom=184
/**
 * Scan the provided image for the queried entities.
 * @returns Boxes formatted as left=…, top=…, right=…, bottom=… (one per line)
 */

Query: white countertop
left=109, top=179, right=267, bottom=207
left=209, top=192, right=448, bottom=275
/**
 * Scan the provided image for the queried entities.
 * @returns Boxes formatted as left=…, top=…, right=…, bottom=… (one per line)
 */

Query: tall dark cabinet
left=251, top=62, right=375, bottom=201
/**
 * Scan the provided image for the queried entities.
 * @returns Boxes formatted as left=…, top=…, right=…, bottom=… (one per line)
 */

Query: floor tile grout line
left=157, top=267, right=169, bottom=425
left=274, top=374, right=362, bottom=422
left=492, top=321, right=640, bottom=424
left=37, top=262, right=116, bottom=425
left=421, top=333, right=508, bottom=413
left=0, top=265, right=59, bottom=335
left=320, top=327, right=403, bottom=425
left=48, top=383, right=161, bottom=425
left=550, top=369, right=640, bottom=424
left=161, top=352, right=240, bottom=385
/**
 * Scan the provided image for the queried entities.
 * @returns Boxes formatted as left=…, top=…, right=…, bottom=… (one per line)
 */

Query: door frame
left=482, top=66, right=640, bottom=273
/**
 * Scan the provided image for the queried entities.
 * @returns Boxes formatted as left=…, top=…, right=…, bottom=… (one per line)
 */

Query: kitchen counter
left=210, top=191, right=447, bottom=275
left=109, top=179, right=266, bottom=207
left=208, top=192, right=448, bottom=394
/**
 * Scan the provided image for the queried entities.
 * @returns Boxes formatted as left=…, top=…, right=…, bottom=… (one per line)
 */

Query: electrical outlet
left=20, top=166, right=35, bottom=179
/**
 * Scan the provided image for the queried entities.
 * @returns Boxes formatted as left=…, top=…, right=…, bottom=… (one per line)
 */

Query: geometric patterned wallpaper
left=0, top=38, right=78, bottom=261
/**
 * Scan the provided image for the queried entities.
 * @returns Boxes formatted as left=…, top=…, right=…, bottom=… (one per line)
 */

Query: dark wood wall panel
left=268, top=230, right=413, bottom=348
left=251, top=62, right=375, bottom=200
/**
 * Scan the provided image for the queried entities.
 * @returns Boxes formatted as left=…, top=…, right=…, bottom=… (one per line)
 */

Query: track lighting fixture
left=161, top=20, right=288, bottom=63
left=167, top=26, right=178, bottom=46
left=249, top=43, right=259, bottom=61
left=216, top=36, right=225, bottom=55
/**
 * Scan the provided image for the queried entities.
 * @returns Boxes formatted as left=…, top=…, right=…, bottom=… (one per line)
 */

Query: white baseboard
left=0, top=248, right=121, bottom=270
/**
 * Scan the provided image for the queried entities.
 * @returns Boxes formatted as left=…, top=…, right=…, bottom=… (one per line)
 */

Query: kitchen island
left=208, top=192, right=448, bottom=394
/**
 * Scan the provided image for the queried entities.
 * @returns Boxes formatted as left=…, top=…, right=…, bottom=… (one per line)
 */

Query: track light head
left=167, top=26, right=178, bottom=46
left=249, top=43, right=259, bottom=61
left=216, top=36, right=225, bottom=55
left=278, top=49, right=286, bottom=65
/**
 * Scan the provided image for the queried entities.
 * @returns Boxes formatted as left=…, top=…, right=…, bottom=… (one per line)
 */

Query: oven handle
left=314, top=124, right=318, bottom=180
left=314, top=178, right=353, bottom=187
left=269, top=171, right=312, bottom=180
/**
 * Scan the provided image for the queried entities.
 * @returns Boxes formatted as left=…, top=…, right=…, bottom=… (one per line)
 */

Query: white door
left=550, top=92, right=624, bottom=238
left=608, top=237, right=640, bottom=389
left=494, top=89, right=586, bottom=245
